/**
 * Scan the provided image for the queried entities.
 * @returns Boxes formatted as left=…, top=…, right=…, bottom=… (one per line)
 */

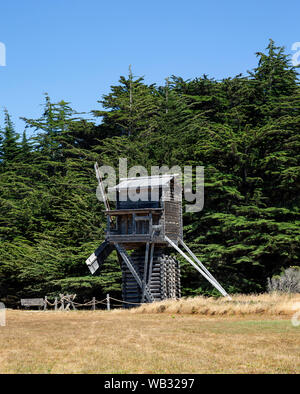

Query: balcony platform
left=104, top=208, right=163, bottom=215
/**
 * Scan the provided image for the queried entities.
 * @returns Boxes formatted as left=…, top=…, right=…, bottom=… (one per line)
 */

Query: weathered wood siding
left=163, top=201, right=182, bottom=241
left=117, top=187, right=162, bottom=210
left=21, top=298, right=44, bottom=307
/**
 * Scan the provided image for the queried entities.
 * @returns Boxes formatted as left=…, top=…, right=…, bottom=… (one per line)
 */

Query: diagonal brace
left=114, top=243, right=154, bottom=303
left=165, top=236, right=230, bottom=298
left=178, top=238, right=228, bottom=296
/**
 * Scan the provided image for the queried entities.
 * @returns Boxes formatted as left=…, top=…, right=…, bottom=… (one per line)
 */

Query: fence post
left=92, top=297, right=96, bottom=311
left=44, top=296, right=47, bottom=311
left=106, top=294, right=110, bottom=311
left=54, top=297, right=58, bottom=311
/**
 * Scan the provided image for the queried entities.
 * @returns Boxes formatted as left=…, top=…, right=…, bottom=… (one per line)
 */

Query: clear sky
left=0, top=0, right=299, bottom=134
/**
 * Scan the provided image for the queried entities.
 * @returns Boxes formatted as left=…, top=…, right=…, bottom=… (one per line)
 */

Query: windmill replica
left=86, top=163, right=229, bottom=307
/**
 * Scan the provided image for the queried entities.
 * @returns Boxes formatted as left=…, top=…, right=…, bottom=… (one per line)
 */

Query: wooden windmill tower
left=86, top=163, right=229, bottom=307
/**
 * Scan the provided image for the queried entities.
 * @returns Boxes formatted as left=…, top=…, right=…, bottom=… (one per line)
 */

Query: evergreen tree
left=0, top=40, right=299, bottom=306
left=93, top=67, right=162, bottom=138
left=0, top=110, right=20, bottom=166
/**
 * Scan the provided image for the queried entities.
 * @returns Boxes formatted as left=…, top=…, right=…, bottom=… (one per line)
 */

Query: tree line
left=0, top=40, right=299, bottom=306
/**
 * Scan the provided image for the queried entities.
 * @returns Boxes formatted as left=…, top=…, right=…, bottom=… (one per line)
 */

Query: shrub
left=267, top=267, right=300, bottom=293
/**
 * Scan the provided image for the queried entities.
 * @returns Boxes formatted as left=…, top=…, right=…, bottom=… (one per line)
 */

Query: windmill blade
left=86, top=241, right=114, bottom=275
left=94, top=162, right=110, bottom=212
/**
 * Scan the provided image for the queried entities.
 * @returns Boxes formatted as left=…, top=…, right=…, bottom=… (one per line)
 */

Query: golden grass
left=129, top=293, right=300, bottom=317
left=0, top=297, right=299, bottom=374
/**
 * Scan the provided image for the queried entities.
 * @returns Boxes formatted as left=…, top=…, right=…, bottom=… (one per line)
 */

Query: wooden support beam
left=104, top=208, right=163, bottom=215
left=114, top=243, right=154, bottom=303
left=149, top=212, right=153, bottom=237
left=95, top=162, right=110, bottom=212
left=178, top=238, right=228, bottom=296
left=164, top=236, right=230, bottom=298
left=132, top=214, right=136, bottom=234
left=142, top=243, right=150, bottom=302
left=147, top=243, right=155, bottom=286
left=106, top=294, right=110, bottom=311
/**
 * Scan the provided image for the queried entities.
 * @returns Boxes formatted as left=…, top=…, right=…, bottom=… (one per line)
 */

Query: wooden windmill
left=86, top=163, right=229, bottom=307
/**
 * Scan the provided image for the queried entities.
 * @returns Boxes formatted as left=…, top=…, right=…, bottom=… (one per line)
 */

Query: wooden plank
left=104, top=208, right=163, bottom=215
left=21, top=298, right=44, bottom=307
left=164, top=236, right=229, bottom=298
left=178, top=238, right=226, bottom=292
left=165, top=208, right=180, bottom=215
left=141, top=243, right=150, bottom=302
left=114, top=243, right=154, bottom=303
left=165, top=225, right=180, bottom=231
left=135, top=216, right=150, bottom=221
left=147, top=243, right=155, bottom=285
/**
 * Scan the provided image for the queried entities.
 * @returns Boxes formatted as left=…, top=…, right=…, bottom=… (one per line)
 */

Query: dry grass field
left=131, top=293, right=300, bottom=316
left=0, top=294, right=299, bottom=374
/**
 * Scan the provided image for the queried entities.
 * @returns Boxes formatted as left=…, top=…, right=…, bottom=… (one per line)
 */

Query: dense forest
left=0, top=40, right=299, bottom=307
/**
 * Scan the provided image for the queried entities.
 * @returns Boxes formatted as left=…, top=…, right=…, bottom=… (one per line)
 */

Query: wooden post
left=54, top=297, right=58, bottom=311
left=44, top=296, right=47, bottom=311
left=142, top=242, right=150, bottom=302
left=92, top=297, right=96, bottom=311
left=106, top=294, right=110, bottom=311
left=149, top=212, right=153, bottom=237
left=71, top=294, right=77, bottom=310
left=147, top=243, right=155, bottom=285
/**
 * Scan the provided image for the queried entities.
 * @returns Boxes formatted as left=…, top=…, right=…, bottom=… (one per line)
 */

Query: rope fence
left=22, top=294, right=146, bottom=311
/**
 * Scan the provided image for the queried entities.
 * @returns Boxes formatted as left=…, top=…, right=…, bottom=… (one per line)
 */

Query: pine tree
left=0, top=109, right=20, bottom=167
left=249, top=39, right=299, bottom=123
left=93, top=67, right=161, bottom=138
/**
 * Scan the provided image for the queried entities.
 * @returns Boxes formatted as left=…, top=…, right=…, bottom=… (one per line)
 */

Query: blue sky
left=0, top=0, right=299, bottom=134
